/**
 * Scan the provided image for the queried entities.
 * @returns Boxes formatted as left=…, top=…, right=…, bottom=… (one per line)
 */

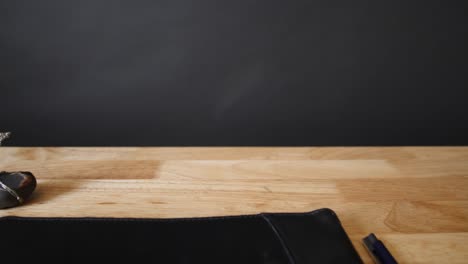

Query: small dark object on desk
left=363, top=233, right=398, bottom=264
left=0, top=171, right=37, bottom=209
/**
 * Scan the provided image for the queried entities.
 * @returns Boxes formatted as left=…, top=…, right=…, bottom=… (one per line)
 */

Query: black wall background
left=1, top=0, right=467, bottom=146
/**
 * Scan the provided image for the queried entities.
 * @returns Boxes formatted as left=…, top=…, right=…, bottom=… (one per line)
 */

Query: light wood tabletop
left=1, top=147, right=467, bottom=263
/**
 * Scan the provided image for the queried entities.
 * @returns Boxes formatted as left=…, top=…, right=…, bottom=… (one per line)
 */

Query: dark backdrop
left=1, top=0, right=467, bottom=146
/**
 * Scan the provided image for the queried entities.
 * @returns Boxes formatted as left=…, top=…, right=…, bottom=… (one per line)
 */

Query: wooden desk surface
left=1, top=147, right=467, bottom=263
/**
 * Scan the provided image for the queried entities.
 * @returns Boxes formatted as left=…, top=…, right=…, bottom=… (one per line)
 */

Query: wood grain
left=1, top=147, right=467, bottom=263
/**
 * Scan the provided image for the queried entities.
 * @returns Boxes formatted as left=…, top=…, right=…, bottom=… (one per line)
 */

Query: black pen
left=363, top=233, right=398, bottom=264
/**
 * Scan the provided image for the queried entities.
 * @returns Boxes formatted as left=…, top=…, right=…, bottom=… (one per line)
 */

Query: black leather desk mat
left=0, top=208, right=362, bottom=263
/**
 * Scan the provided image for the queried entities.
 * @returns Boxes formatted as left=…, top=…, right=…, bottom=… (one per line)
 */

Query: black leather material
left=0, top=208, right=361, bottom=263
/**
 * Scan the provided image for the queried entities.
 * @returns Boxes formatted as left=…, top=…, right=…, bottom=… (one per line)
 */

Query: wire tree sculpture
left=0, top=132, right=11, bottom=146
